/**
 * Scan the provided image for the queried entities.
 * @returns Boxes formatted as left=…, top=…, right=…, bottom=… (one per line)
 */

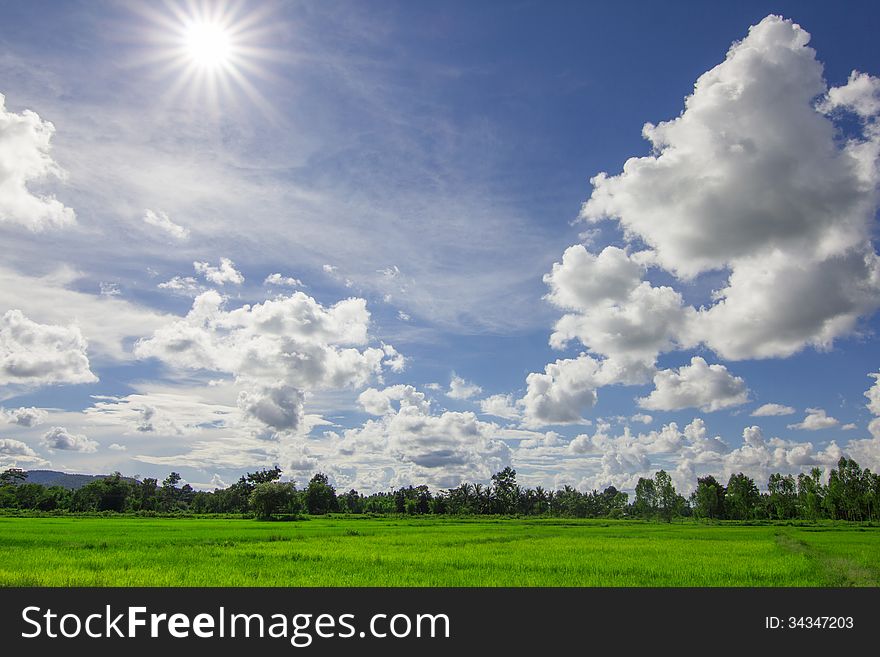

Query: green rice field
left=2, top=516, right=878, bottom=586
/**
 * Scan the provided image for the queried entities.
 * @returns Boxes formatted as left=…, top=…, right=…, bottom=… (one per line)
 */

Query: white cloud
left=545, top=246, right=691, bottom=372
left=237, top=384, right=304, bottom=433
left=821, top=70, right=880, bottom=120
left=865, top=372, right=880, bottom=416
left=693, top=249, right=880, bottom=360
left=581, top=16, right=875, bottom=278
left=40, top=426, right=98, bottom=452
left=158, top=276, right=202, bottom=296
left=98, top=282, right=120, bottom=297
left=480, top=393, right=521, bottom=420
left=0, top=93, right=75, bottom=231
left=787, top=408, right=840, bottom=431
left=577, top=16, right=880, bottom=361
left=108, top=443, right=127, bottom=451
left=2, top=406, right=49, bottom=427
left=193, top=258, right=244, bottom=286
left=544, top=245, right=642, bottom=309
left=134, top=290, right=401, bottom=436
left=638, top=357, right=749, bottom=412
left=264, top=273, right=304, bottom=287
left=517, top=416, right=855, bottom=494
left=0, top=437, right=48, bottom=467
left=143, top=209, right=189, bottom=240
left=447, top=372, right=482, bottom=400
left=521, top=16, right=880, bottom=431
left=84, top=387, right=234, bottom=436
left=335, top=389, right=511, bottom=488
left=751, top=403, right=797, bottom=417
left=630, top=413, right=653, bottom=425
left=0, top=309, right=97, bottom=387
left=0, top=265, right=170, bottom=362
left=397, top=310, right=411, bottom=322
left=520, top=354, right=604, bottom=427
left=358, top=385, right=430, bottom=416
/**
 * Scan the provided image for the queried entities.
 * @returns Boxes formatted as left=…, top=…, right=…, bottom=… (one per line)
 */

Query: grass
left=1, top=516, right=878, bottom=586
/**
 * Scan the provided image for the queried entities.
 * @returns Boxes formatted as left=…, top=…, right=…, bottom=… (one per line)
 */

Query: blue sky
left=2, top=0, right=880, bottom=493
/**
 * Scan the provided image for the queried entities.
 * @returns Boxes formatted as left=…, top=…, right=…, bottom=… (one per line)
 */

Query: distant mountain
left=21, top=470, right=137, bottom=489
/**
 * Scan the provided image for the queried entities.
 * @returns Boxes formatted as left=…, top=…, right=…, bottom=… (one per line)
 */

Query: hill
left=21, top=470, right=137, bottom=489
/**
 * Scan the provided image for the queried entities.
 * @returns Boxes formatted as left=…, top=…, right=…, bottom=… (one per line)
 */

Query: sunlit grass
left=1, top=517, right=877, bottom=586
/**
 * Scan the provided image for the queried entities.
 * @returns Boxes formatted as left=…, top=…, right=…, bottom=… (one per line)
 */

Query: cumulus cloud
left=40, top=426, right=98, bottom=452
left=143, top=209, right=189, bottom=240
left=480, top=394, right=521, bottom=420
left=521, top=415, right=851, bottom=494
left=786, top=408, right=840, bottom=431
left=134, top=290, right=402, bottom=436
left=630, top=413, right=653, bottom=425
left=1, top=406, right=49, bottom=427
left=520, top=354, right=609, bottom=427
left=264, top=273, right=304, bottom=287
left=865, top=372, right=880, bottom=416
left=0, top=309, right=97, bottom=387
left=237, top=384, right=305, bottom=434
left=0, top=437, right=48, bottom=467
left=821, top=70, right=880, bottom=121
left=158, top=276, right=202, bottom=296
left=578, top=16, right=880, bottom=362
left=0, top=266, right=170, bottom=362
left=336, top=387, right=511, bottom=488
left=447, top=373, right=482, bottom=400
left=0, top=93, right=75, bottom=230
left=638, top=357, right=749, bottom=412
left=693, top=250, right=880, bottom=360
left=193, top=258, right=244, bottom=286
left=358, top=385, right=430, bottom=416
left=581, top=16, right=876, bottom=278
left=751, top=403, right=797, bottom=417
left=545, top=245, right=691, bottom=374
left=520, top=15, right=880, bottom=429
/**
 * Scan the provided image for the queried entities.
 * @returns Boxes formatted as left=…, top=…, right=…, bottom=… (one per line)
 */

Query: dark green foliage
left=3, top=456, right=880, bottom=522
left=249, top=481, right=299, bottom=520
left=692, top=475, right=726, bottom=520
left=305, top=473, right=337, bottom=515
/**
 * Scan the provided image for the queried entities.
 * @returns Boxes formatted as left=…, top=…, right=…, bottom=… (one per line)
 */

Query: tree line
left=1, top=456, right=878, bottom=522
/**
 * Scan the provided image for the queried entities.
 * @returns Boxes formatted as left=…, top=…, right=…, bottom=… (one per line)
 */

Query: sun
left=184, top=21, right=232, bottom=70
left=130, top=0, right=281, bottom=116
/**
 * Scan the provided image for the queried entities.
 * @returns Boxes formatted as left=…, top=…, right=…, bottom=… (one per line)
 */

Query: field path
left=775, top=529, right=880, bottom=587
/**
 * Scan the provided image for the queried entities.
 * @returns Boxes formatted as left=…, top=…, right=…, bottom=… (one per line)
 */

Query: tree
left=305, top=473, right=337, bottom=515
left=654, top=470, right=683, bottom=522
left=97, top=473, right=130, bottom=512
left=249, top=482, right=296, bottom=520
left=491, top=467, right=519, bottom=515
left=726, top=472, right=760, bottom=520
left=692, top=475, right=726, bottom=520
left=340, top=489, right=363, bottom=514
left=0, top=468, right=27, bottom=485
left=767, top=473, right=797, bottom=520
left=633, top=477, right=657, bottom=519
left=139, top=478, right=159, bottom=511
left=797, top=468, right=824, bottom=520
left=161, top=472, right=182, bottom=511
